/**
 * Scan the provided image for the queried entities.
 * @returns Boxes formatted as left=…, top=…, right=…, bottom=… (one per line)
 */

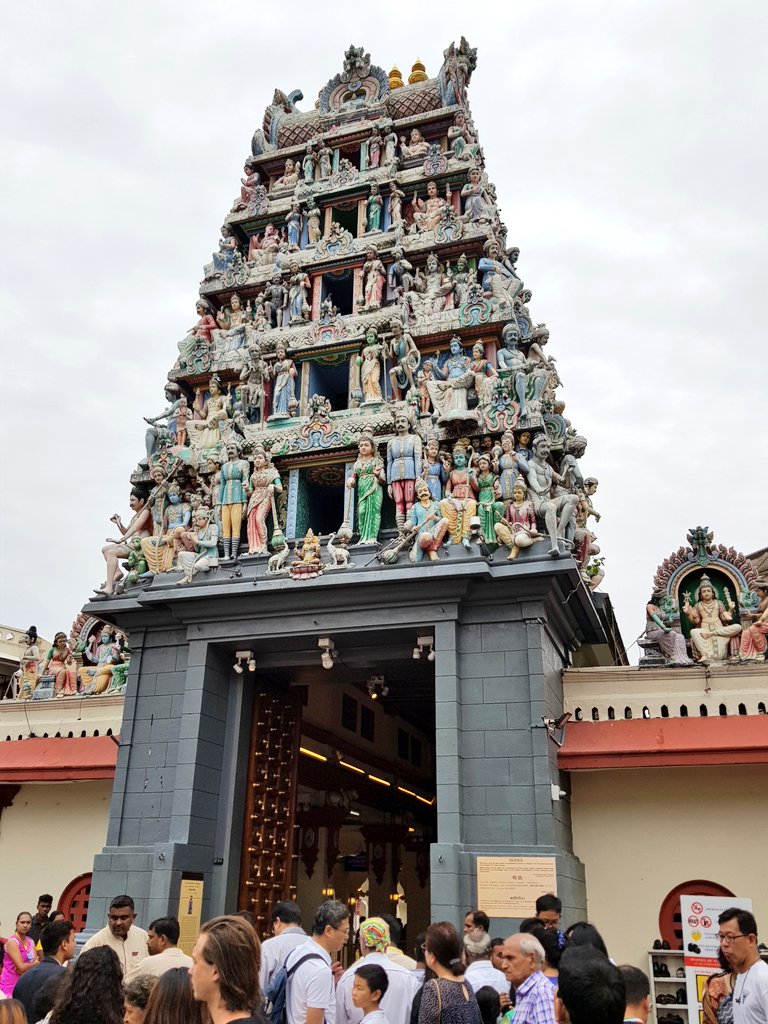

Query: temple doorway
left=237, top=627, right=436, bottom=956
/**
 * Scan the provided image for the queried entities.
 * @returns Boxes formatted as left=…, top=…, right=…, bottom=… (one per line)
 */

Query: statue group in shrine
left=14, top=623, right=129, bottom=701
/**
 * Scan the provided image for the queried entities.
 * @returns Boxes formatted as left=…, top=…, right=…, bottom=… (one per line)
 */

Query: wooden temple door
left=238, top=686, right=302, bottom=936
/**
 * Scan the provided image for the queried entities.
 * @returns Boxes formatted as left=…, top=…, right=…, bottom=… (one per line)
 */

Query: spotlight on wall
left=367, top=675, right=389, bottom=700
left=412, top=635, right=435, bottom=661
left=233, top=650, right=255, bottom=675
left=318, top=637, right=337, bottom=670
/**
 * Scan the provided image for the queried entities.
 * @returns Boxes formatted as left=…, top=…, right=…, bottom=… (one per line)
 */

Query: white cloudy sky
left=1, top=1, right=766, bottom=657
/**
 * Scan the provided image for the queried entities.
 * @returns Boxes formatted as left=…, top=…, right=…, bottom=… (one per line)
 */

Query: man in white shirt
left=260, top=901, right=307, bottom=993
left=82, top=895, right=149, bottom=975
left=464, top=932, right=511, bottom=997
left=718, top=908, right=768, bottom=1024
left=124, top=916, right=192, bottom=983
left=336, top=918, right=418, bottom=1024
left=285, top=899, right=350, bottom=1024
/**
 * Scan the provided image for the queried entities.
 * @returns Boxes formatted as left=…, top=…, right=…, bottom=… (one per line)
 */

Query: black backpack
left=264, top=951, right=325, bottom=1024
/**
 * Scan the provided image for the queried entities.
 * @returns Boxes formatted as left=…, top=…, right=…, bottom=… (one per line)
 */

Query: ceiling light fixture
left=318, top=637, right=337, bottom=670
left=413, top=635, right=435, bottom=661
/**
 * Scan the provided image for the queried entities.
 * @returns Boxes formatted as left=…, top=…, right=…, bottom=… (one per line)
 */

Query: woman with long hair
left=143, top=967, right=206, bottom=1024
left=563, top=922, right=609, bottom=958
left=50, top=946, right=124, bottom=1024
left=418, top=922, right=482, bottom=1024
left=0, top=913, right=37, bottom=997
left=0, top=1000, right=27, bottom=1024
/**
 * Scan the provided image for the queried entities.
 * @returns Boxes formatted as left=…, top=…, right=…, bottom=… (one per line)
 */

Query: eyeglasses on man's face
left=718, top=932, right=748, bottom=944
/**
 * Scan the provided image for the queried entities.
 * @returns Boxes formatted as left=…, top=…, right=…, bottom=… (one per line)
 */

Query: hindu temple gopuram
left=77, top=39, right=627, bottom=939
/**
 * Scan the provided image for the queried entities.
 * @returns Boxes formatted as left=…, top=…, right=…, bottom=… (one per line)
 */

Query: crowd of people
left=1, top=892, right=766, bottom=1024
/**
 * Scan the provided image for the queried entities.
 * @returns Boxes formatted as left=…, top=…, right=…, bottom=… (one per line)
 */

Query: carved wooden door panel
left=238, top=686, right=302, bottom=936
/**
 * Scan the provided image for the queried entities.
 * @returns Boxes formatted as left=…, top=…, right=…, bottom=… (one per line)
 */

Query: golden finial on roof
left=408, top=58, right=428, bottom=84
left=389, top=65, right=404, bottom=90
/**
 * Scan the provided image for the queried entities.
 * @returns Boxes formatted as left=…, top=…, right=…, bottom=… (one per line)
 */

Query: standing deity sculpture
left=317, top=143, right=334, bottom=180
left=246, top=448, right=282, bottom=555
left=368, top=124, right=383, bottom=168
left=386, top=411, right=423, bottom=528
left=360, top=247, right=386, bottom=310
left=387, top=181, right=406, bottom=231
left=645, top=595, right=693, bottom=666
left=439, top=444, right=479, bottom=549
left=191, top=374, right=230, bottom=449
left=461, top=166, right=492, bottom=223
left=305, top=198, right=322, bottom=245
left=470, top=342, right=498, bottom=406
left=218, top=440, right=250, bottom=562
left=474, top=453, right=504, bottom=543
left=359, top=330, right=384, bottom=403
left=265, top=275, right=288, bottom=329
left=347, top=434, right=385, bottom=543
left=238, top=348, right=267, bottom=424
left=285, top=201, right=304, bottom=248
left=383, top=126, right=398, bottom=164
left=365, top=183, right=383, bottom=232
left=387, top=320, right=420, bottom=400
left=422, top=436, right=448, bottom=501
left=17, top=627, right=40, bottom=700
left=287, top=260, right=311, bottom=322
left=269, top=343, right=298, bottom=418
left=448, top=253, right=471, bottom=307
left=493, top=477, right=542, bottom=560
left=388, top=247, right=415, bottom=299
left=493, top=431, right=526, bottom=501
left=302, top=143, right=317, bottom=183
left=682, top=575, right=742, bottom=664
left=212, top=224, right=239, bottom=274
left=144, top=383, right=183, bottom=462
left=179, top=299, right=217, bottom=370
left=518, top=434, right=578, bottom=557
left=140, top=482, right=191, bottom=575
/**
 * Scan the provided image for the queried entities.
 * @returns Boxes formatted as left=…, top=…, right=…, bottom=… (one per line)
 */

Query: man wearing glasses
left=81, top=894, right=149, bottom=974
left=717, top=908, right=768, bottom=1024
left=284, top=899, right=351, bottom=1024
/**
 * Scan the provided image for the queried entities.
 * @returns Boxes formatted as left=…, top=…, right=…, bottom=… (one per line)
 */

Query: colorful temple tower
left=84, top=40, right=623, bottom=941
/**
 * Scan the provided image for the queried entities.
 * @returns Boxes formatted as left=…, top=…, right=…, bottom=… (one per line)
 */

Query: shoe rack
left=648, top=949, right=688, bottom=1024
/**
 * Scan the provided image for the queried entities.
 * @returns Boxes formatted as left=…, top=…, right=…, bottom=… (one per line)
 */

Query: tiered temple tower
left=84, top=40, right=624, bottom=942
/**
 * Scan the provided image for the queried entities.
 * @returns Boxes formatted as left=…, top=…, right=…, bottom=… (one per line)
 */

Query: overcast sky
left=1, top=1, right=766, bottom=658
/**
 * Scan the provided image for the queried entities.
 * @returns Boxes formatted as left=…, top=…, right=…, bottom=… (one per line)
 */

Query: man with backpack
left=260, top=902, right=307, bottom=992
left=269, top=899, right=350, bottom=1024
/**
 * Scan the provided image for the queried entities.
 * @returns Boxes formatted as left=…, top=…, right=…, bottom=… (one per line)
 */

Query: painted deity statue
left=177, top=510, right=220, bottom=585
left=361, top=247, right=386, bottom=309
left=383, top=127, right=398, bottom=164
left=422, top=436, right=448, bottom=501
left=80, top=629, right=123, bottom=695
left=214, top=292, right=249, bottom=354
left=191, top=374, right=230, bottom=449
left=682, top=575, right=742, bottom=664
left=317, top=143, right=333, bottom=180
left=494, top=477, right=542, bottom=560
left=518, top=434, right=578, bottom=558
left=305, top=199, right=321, bottom=245
left=233, top=161, right=260, bottom=211
left=41, top=631, right=78, bottom=698
left=739, top=582, right=768, bottom=662
left=141, top=482, right=191, bottom=574
left=388, top=320, right=420, bottom=400
left=407, top=480, right=449, bottom=562
left=645, top=594, right=693, bottom=666
left=269, top=343, right=297, bottom=418
left=493, top=431, right=526, bottom=501
left=461, top=166, right=492, bottom=223
left=417, top=252, right=454, bottom=313
left=365, top=184, right=383, bottom=232
left=387, top=181, right=406, bottom=230
left=212, top=224, right=238, bottom=274
left=474, top=453, right=504, bottom=543
left=439, top=445, right=479, bottom=548
left=288, top=261, right=311, bottom=322
left=412, top=180, right=451, bottom=232
left=426, top=337, right=474, bottom=423
left=478, top=238, right=524, bottom=307
left=180, top=299, right=217, bottom=369
left=144, top=383, right=184, bottom=461
left=496, top=323, right=542, bottom=419
left=97, top=486, right=152, bottom=596
left=399, top=127, right=430, bottom=159
left=265, top=275, right=288, bottom=328
left=447, top=110, right=481, bottom=161
left=246, top=448, right=282, bottom=555
left=386, top=411, right=423, bottom=528
left=347, top=434, right=385, bottom=543
left=388, top=247, right=415, bottom=299
left=449, top=253, right=472, bottom=307
left=359, top=330, right=384, bottom=403
left=470, top=342, right=498, bottom=406
left=302, top=143, right=317, bottom=183
left=218, top=441, right=250, bottom=561
left=17, top=628, right=40, bottom=700
left=285, top=201, right=303, bottom=248
left=368, top=124, right=383, bottom=168
left=273, top=158, right=299, bottom=190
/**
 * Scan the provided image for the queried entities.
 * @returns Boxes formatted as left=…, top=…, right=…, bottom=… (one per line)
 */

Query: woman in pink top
left=0, top=912, right=37, bottom=996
